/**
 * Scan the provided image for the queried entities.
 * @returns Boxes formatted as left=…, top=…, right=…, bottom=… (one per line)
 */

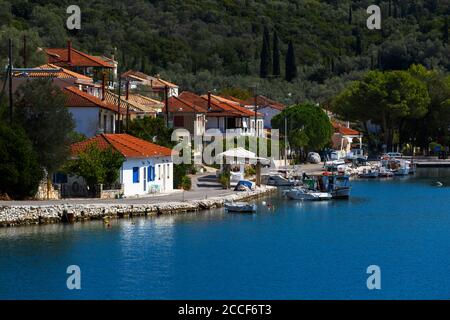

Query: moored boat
left=284, top=187, right=332, bottom=201
left=263, top=174, right=299, bottom=187
left=378, top=167, right=394, bottom=178
left=358, top=169, right=379, bottom=178
left=225, top=202, right=257, bottom=213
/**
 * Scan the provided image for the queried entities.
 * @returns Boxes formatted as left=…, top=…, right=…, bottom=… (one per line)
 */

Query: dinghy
left=225, top=202, right=257, bottom=213
left=284, top=187, right=332, bottom=201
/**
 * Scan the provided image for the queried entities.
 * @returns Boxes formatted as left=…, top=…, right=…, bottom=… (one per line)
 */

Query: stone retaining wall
left=0, top=187, right=276, bottom=227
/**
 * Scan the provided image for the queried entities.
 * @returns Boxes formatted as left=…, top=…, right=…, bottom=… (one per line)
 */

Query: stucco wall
left=120, top=157, right=173, bottom=197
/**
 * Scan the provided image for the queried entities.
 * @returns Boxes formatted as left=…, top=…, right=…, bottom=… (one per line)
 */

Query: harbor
left=1, top=167, right=449, bottom=299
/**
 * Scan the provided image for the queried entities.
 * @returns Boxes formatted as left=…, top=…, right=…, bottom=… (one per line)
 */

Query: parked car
left=307, top=152, right=321, bottom=164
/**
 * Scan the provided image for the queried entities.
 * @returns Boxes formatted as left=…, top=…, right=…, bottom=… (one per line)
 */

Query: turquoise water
left=1, top=168, right=450, bottom=300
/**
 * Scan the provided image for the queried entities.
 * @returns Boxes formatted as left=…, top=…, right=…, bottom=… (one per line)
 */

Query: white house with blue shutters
left=70, top=133, right=174, bottom=198
left=120, top=157, right=173, bottom=196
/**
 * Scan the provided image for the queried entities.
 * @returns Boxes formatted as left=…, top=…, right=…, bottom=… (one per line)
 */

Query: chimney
left=101, top=73, right=106, bottom=101
left=67, top=40, right=72, bottom=63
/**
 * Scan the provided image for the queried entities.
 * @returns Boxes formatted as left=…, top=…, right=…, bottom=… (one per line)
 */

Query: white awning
left=216, top=147, right=269, bottom=164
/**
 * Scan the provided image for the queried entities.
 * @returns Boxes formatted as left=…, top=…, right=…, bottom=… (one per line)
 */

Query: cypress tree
left=348, top=4, right=352, bottom=25
left=443, top=18, right=449, bottom=44
left=285, top=40, right=297, bottom=82
left=272, top=31, right=280, bottom=77
left=394, top=1, right=398, bottom=18
left=259, top=26, right=271, bottom=78
left=355, top=29, right=363, bottom=55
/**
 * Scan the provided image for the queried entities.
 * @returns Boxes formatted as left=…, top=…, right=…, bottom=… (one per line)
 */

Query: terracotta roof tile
left=244, top=95, right=285, bottom=111
left=45, top=47, right=113, bottom=68
left=64, top=86, right=125, bottom=114
left=71, top=134, right=174, bottom=159
left=332, top=122, right=360, bottom=136
left=12, top=64, right=93, bottom=81
left=122, top=70, right=178, bottom=89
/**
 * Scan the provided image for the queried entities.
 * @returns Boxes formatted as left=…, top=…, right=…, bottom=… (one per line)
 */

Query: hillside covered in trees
left=1, top=0, right=449, bottom=104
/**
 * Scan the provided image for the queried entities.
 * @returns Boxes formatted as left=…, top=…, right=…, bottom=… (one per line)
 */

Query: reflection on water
left=0, top=167, right=449, bottom=299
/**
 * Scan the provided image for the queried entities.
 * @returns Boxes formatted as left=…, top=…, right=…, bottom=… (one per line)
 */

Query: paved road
left=0, top=174, right=234, bottom=206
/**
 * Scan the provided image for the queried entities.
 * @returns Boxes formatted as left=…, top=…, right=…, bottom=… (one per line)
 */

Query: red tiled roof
left=177, top=92, right=263, bottom=118
left=332, top=122, right=360, bottom=136
left=207, top=94, right=263, bottom=117
left=12, top=64, right=93, bottom=81
left=44, top=47, right=113, bottom=68
left=71, top=134, right=174, bottom=159
left=164, top=95, right=207, bottom=113
left=221, top=95, right=249, bottom=106
left=64, top=86, right=125, bottom=114
left=244, top=95, right=285, bottom=111
left=122, top=70, right=178, bottom=89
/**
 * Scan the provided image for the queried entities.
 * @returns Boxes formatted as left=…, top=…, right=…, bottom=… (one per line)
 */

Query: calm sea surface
left=1, top=168, right=450, bottom=300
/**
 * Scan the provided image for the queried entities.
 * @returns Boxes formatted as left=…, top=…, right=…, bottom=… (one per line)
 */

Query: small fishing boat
left=263, top=174, right=299, bottom=187
left=358, top=169, right=379, bottom=178
left=329, top=175, right=351, bottom=199
left=393, top=163, right=410, bottom=176
left=225, top=202, right=257, bottom=213
left=284, top=187, right=332, bottom=201
left=378, top=167, right=394, bottom=178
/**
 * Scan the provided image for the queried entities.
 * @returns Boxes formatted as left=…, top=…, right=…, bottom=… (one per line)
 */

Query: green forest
left=0, top=0, right=449, bottom=104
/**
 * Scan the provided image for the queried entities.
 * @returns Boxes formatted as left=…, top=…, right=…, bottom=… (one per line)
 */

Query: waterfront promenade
left=0, top=173, right=277, bottom=227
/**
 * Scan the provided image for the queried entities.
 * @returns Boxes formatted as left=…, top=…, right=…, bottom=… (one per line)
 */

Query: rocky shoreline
left=0, top=187, right=277, bottom=227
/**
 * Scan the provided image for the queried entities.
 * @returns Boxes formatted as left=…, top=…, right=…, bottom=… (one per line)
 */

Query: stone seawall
left=0, top=187, right=277, bottom=227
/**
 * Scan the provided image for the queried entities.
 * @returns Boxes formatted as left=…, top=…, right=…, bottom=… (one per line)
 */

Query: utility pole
left=165, top=84, right=169, bottom=127
left=284, top=116, right=288, bottom=167
left=23, top=35, right=27, bottom=68
left=254, top=94, right=258, bottom=138
left=117, top=75, right=121, bottom=133
left=8, top=39, right=13, bottom=125
left=126, top=80, right=130, bottom=131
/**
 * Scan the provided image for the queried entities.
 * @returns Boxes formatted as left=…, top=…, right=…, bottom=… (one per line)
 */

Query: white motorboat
left=358, top=169, right=379, bottom=178
left=225, top=202, right=257, bottom=213
left=378, top=167, right=394, bottom=178
left=284, top=187, right=332, bottom=201
left=263, top=174, right=298, bottom=187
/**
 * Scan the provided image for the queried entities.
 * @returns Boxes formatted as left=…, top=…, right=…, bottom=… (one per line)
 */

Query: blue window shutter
left=133, top=167, right=139, bottom=183
left=151, top=166, right=156, bottom=181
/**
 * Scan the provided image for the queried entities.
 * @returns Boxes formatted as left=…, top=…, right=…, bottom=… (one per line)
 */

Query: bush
left=181, top=176, right=192, bottom=190
left=219, top=172, right=230, bottom=189
left=244, top=166, right=256, bottom=178
left=0, top=123, right=43, bottom=199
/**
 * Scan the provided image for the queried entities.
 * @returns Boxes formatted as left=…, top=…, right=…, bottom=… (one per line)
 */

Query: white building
left=243, top=95, right=285, bottom=130
left=71, top=133, right=174, bottom=197
left=64, top=86, right=123, bottom=137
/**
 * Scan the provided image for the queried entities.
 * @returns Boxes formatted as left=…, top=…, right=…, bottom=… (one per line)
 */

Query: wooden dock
left=415, top=161, right=450, bottom=167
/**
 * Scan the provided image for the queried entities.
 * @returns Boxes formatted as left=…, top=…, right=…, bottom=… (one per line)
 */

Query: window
left=167, top=164, right=170, bottom=179
left=147, top=165, right=155, bottom=182
left=158, top=165, right=162, bottom=179
left=132, top=167, right=140, bottom=183
left=103, top=115, right=107, bottom=131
